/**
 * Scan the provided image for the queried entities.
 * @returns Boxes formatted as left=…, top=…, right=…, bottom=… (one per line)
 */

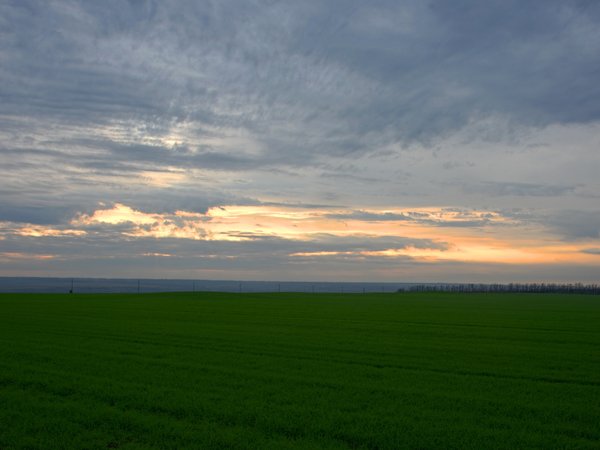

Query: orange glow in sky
left=55, top=203, right=600, bottom=266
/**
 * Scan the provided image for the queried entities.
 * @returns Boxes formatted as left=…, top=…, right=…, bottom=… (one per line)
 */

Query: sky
left=1, top=0, right=600, bottom=282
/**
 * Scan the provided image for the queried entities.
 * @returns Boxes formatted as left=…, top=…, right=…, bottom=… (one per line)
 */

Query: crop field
left=1, top=292, right=599, bottom=449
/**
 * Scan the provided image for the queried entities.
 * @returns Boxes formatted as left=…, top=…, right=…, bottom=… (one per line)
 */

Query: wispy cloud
left=460, top=182, right=577, bottom=198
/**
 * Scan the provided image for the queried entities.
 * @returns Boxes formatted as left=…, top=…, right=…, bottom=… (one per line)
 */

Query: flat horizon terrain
left=1, top=292, right=599, bottom=449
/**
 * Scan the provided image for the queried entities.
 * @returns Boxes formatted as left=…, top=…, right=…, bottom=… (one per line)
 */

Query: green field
left=1, top=292, right=599, bottom=449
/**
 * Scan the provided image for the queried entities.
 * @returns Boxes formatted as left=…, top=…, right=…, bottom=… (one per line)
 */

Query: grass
left=0, top=291, right=599, bottom=449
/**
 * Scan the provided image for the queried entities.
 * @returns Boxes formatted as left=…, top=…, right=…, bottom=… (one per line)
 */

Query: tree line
left=400, top=283, right=600, bottom=295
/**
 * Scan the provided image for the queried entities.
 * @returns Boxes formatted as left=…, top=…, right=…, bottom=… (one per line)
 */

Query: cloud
left=3, top=1, right=600, bottom=156
left=460, top=182, right=577, bottom=197
left=326, top=208, right=513, bottom=228
left=544, top=210, right=600, bottom=240
left=2, top=1, right=600, bottom=281
left=3, top=1, right=600, bottom=180
left=3, top=202, right=597, bottom=273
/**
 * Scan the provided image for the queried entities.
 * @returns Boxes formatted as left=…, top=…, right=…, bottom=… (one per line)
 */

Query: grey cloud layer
left=0, top=222, right=446, bottom=280
left=1, top=1, right=600, bottom=279
left=3, top=1, right=599, bottom=145
left=2, top=0, right=599, bottom=184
